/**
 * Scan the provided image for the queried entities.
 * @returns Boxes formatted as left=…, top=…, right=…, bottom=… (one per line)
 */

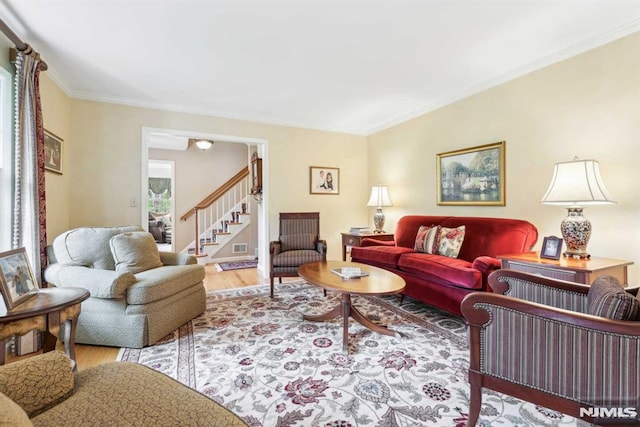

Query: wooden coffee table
left=298, top=261, right=406, bottom=352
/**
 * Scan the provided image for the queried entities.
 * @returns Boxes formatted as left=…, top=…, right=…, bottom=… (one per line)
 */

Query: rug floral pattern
left=119, top=282, right=582, bottom=426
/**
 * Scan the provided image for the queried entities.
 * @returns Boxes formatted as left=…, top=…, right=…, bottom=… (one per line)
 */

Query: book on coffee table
left=331, top=267, right=369, bottom=279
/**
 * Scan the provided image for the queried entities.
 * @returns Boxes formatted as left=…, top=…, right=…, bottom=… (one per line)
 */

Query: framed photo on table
left=0, top=248, right=39, bottom=309
left=310, top=166, right=339, bottom=195
left=540, top=236, right=563, bottom=260
left=436, top=141, right=505, bottom=206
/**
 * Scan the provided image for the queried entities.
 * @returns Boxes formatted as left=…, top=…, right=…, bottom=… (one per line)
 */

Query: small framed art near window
left=0, top=247, right=39, bottom=309
left=310, top=166, right=339, bottom=195
left=540, top=236, right=563, bottom=260
left=436, top=141, right=505, bottom=206
left=44, top=130, right=63, bottom=174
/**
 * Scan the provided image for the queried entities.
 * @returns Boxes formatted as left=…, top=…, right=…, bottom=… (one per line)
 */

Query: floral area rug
left=118, top=281, right=581, bottom=426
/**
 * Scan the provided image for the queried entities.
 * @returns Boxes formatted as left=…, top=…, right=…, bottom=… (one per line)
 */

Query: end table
left=341, top=232, right=394, bottom=261
left=0, top=287, right=89, bottom=369
left=498, top=252, right=633, bottom=285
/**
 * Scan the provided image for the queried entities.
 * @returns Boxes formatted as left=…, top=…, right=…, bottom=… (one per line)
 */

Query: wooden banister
left=180, top=167, right=249, bottom=221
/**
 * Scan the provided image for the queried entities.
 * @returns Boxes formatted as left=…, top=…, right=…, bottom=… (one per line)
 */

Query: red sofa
left=350, top=215, right=538, bottom=315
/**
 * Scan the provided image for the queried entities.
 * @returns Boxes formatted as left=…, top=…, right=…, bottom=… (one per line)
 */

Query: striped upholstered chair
left=461, top=269, right=640, bottom=426
left=269, top=212, right=327, bottom=298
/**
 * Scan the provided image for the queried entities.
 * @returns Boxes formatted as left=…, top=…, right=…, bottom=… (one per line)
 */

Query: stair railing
left=181, top=167, right=251, bottom=256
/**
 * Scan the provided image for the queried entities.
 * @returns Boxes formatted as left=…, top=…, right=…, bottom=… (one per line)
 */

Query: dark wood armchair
left=269, top=212, right=327, bottom=298
left=461, top=270, right=640, bottom=426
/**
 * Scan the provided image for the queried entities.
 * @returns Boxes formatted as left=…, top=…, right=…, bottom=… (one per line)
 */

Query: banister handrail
left=180, top=166, right=250, bottom=221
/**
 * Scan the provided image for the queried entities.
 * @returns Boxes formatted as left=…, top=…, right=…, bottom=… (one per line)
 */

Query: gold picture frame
left=310, top=166, right=339, bottom=195
left=0, top=248, right=39, bottom=309
left=436, top=141, right=505, bottom=206
left=44, top=129, right=63, bottom=174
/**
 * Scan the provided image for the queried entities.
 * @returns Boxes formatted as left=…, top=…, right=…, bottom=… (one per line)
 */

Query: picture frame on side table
left=540, top=236, right=563, bottom=260
left=310, top=166, right=340, bottom=195
left=44, top=130, right=63, bottom=175
left=436, top=141, right=505, bottom=206
left=0, top=248, right=39, bottom=309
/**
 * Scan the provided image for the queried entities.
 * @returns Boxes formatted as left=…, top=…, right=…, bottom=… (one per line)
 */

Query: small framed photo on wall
left=44, top=130, right=63, bottom=175
left=540, top=236, right=563, bottom=260
left=310, top=166, right=339, bottom=195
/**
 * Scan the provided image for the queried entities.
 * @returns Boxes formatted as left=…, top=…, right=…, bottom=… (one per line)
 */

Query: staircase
left=180, top=167, right=253, bottom=264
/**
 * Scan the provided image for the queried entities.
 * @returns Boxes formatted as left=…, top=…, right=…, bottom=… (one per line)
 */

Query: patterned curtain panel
left=12, top=51, right=46, bottom=286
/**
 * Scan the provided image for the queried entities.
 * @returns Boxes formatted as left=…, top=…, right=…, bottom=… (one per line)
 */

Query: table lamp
left=367, top=185, right=393, bottom=233
left=540, top=157, right=615, bottom=258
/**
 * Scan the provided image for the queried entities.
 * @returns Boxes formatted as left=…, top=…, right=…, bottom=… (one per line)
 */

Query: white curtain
left=12, top=50, right=46, bottom=286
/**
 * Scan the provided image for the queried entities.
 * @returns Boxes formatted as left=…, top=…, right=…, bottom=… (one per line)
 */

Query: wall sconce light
left=367, top=185, right=393, bottom=233
left=540, top=157, right=615, bottom=258
left=195, top=139, right=213, bottom=150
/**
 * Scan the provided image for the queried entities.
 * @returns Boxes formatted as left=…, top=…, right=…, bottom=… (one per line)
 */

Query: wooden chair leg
left=466, top=373, right=482, bottom=426
left=396, top=294, right=405, bottom=305
left=270, top=277, right=275, bottom=298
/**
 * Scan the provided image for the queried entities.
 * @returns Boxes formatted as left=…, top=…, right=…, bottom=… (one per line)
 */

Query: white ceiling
left=2, top=1, right=639, bottom=135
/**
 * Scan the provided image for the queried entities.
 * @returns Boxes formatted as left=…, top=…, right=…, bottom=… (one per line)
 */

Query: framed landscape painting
left=436, top=141, right=505, bottom=206
left=44, top=130, right=63, bottom=174
left=310, top=166, right=339, bottom=195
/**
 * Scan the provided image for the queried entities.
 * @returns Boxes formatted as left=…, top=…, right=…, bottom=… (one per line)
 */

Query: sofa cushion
left=52, top=225, right=143, bottom=270
left=437, top=225, right=465, bottom=258
left=280, top=233, right=317, bottom=251
left=110, top=232, right=163, bottom=274
left=0, top=392, right=32, bottom=427
left=0, top=351, right=74, bottom=418
left=414, top=225, right=439, bottom=254
left=587, top=275, right=639, bottom=320
left=351, top=246, right=415, bottom=269
left=398, top=253, right=482, bottom=290
left=128, top=264, right=205, bottom=305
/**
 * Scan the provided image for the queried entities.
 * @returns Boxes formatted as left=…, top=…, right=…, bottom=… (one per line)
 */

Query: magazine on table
left=330, top=267, right=369, bottom=279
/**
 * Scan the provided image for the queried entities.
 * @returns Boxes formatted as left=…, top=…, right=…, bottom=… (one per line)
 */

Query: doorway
left=148, top=160, right=174, bottom=251
left=140, top=127, right=269, bottom=273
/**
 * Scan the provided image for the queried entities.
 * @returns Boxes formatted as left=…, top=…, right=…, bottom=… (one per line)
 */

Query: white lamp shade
left=195, top=139, right=213, bottom=150
left=367, top=185, right=393, bottom=207
left=540, top=159, right=615, bottom=206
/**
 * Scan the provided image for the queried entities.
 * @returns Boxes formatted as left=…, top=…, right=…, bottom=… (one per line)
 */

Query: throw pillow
left=414, top=225, right=440, bottom=254
left=110, top=231, right=163, bottom=274
left=280, top=233, right=317, bottom=252
left=437, top=225, right=466, bottom=258
left=587, top=275, right=639, bottom=320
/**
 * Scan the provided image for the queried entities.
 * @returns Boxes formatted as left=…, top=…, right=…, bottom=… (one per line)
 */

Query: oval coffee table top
left=298, top=261, right=405, bottom=296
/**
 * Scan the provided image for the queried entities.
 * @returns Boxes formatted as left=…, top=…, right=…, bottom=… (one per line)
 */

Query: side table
left=0, top=287, right=89, bottom=368
left=341, top=232, right=394, bottom=261
left=498, top=252, right=633, bottom=285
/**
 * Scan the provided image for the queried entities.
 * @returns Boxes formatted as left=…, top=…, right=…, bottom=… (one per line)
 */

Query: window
left=0, top=66, right=13, bottom=250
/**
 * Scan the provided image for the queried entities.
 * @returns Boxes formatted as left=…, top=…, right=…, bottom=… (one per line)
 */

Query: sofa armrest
left=159, top=251, right=196, bottom=266
left=44, top=264, right=136, bottom=299
left=0, top=351, right=74, bottom=417
left=471, top=256, right=500, bottom=276
left=360, top=238, right=396, bottom=247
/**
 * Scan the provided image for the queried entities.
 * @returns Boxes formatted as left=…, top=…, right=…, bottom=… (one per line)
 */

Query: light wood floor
left=9, top=265, right=283, bottom=371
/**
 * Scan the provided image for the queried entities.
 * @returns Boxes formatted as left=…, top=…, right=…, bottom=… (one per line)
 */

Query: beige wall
left=368, top=32, right=640, bottom=282
left=66, top=100, right=369, bottom=259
